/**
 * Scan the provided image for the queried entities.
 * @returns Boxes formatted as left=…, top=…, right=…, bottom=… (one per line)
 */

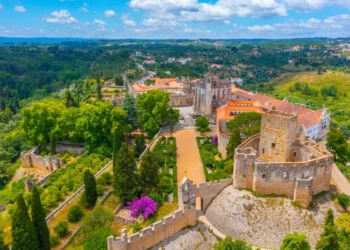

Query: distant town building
left=131, top=77, right=193, bottom=107
left=134, top=51, right=142, bottom=57
left=211, top=64, right=224, bottom=69
left=178, top=58, right=191, bottom=65
left=230, top=77, right=244, bottom=86
left=143, top=59, right=156, bottom=65
left=167, top=57, right=176, bottom=63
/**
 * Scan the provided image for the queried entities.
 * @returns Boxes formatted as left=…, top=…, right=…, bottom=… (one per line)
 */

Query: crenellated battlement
left=107, top=207, right=196, bottom=250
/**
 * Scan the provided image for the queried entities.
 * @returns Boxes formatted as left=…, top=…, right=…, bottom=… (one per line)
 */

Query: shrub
left=149, top=193, right=163, bottom=206
left=128, top=196, right=158, bottom=220
left=50, top=235, right=60, bottom=247
left=157, top=175, right=173, bottom=194
left=53, top=221, right=68, bottom=237
left=96, top=185, right=104, bottom=196
left=67, top=205, right=84, bottom=223
left=81, top=206, right=114, bottom=233
left=82, top=229, right=116, bottom=250
left=132, top=223, right=142, bottom=233
left=337, top=194, right=350, bottom=209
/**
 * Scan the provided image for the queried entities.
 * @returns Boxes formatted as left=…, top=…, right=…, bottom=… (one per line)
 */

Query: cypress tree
left=0, top=229, right=9, bottom=250
left=84, top=170, right=97, bottom=208
left=113, top=143, right=138, bottom=202
left=226, top=128, right=242, bottom=159
left=31, top=186, right=50, bottom=250
left=316, top=209, right=340, bottom=250
left=134, top=134, right=146, bottom=158
left=140, top=150, right=159, bottom=192
left=11, top=194, right=39, bottom=250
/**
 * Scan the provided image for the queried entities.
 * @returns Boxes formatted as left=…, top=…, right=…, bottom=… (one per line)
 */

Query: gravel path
left=206, top=186, right=337, bottom=250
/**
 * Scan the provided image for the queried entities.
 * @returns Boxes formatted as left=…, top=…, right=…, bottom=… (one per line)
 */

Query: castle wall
left=21, top=152, right=63, bottom=172
left=234, top=148, right=257, bottom=189
left=107, top=208, right=196, bottom=250
left=252, top=156, right=333, bottom=198
left=294, top=177, right=313, bottom=208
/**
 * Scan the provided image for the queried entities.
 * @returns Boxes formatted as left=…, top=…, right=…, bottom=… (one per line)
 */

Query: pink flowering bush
left=127, top=196, right=158, bottom=220
left=212, top=135, right=218, bottom=146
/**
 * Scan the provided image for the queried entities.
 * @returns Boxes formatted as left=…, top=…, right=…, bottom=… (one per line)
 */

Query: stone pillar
left=293, top=177, right=313, bottom=208
left=25, top=178, right=36, bottom=192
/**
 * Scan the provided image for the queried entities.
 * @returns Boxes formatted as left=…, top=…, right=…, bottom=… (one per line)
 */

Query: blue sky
left=0, top=0, right=349, bottom=38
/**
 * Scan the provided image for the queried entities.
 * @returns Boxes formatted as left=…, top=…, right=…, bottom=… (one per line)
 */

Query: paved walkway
left=332, top=163, right=350, bottom=195
left=172, top=129, right=206, bottom=185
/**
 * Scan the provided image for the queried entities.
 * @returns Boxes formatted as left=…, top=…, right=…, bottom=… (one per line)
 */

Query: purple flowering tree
left=128, top=196, right=158, bottom=220
left=212, top=135, right=218, bottom=146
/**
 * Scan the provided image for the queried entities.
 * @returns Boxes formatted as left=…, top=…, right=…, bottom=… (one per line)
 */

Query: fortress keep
left=233, top=111, right=334, bottom=208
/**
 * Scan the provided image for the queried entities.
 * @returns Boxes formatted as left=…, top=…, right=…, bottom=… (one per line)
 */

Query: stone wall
left=169, top=93, right=193, bottom=107
left=107, top=207, right=196, bottom=250
left=293, top=177, right=313, bottom=208
left=233, top=148, right=257, bottom=190
left=253, top=156, right=333, bottom=199
left=21, top=151, right=63, bottom=172
left=179, top=177, right=232, bottom=211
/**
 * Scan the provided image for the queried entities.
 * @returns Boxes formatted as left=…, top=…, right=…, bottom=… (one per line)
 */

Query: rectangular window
left=262, top=148, right=265, bottom=154
left=294, top=152, right=296, bottom=157
left=272, top=143, right=276, bottom=148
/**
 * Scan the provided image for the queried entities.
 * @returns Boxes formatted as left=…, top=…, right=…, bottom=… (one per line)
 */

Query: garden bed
left=196, top=136, right=233, bottom=181
left=152, top=136, right=178, bottom=202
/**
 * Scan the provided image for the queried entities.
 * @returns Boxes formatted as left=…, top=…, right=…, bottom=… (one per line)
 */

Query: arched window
left=229, top=111, right=234, bottom=116
left=213, top=95, right=216, bottom=100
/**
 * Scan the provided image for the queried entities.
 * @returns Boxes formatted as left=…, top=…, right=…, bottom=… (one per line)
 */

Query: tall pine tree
left=84, top=170, right=97, bottom=208
left=316, top=209, right=340, bottom=250
left=31, top=186, right=50, bottom=250
left=226, top=128, right=242, bottom=159
left=11, top=194, right=39, bottom=250
left=113, top=143, right=138, bottom=202
left=140, top=150, right=159, bottom=193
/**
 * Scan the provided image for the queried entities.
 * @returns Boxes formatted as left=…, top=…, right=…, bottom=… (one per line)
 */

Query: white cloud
left=285, top=0, right=350, bottom=11
left=121, top=14, right=136, bottom=26
left=248, top=25, right=274, bottom=32
left=130, top=0, right=350, bottom=22
left=14, top=6, right=27, bottom=12
left=92, top=19, right=107, bottom=31
left=124, top=19, right=136, bottom=26
left=80, top=7, right=88, bottom=12
left=44, top=10, right=78, bottom=24
left=104, top=10, right=116, bottom=18
left=244, top=14, right=350, bottom=37
left=143, top=18, right=177, bottom=27
left=223, top=20, right=231, bottom=24
left=130, top=0, right=287, bottom=22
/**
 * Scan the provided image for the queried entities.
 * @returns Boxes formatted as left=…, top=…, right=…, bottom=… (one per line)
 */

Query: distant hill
left=0, top=37, right=93, bottom=44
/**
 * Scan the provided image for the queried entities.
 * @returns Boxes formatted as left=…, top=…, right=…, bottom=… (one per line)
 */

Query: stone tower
left=204, top=75, right=213, bottom=115
left=258, top=111, right=297, bottom=162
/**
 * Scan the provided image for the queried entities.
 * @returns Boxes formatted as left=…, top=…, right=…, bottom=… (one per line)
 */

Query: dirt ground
left=172, top=129, right=206, bottom=185
left=11, top=166, right=49, bottom=182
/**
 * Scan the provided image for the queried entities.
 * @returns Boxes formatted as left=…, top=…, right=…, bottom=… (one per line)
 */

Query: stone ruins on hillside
left=233, top=110, right=334, bottom=208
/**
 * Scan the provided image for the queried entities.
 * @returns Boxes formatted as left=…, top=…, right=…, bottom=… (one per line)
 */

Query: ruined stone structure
left=192, top=74, right=231, bottom=115
left=107, top=177, right=232, bottom=250
left=169, top=93, right=193, bottom=107
left=233, top=111, right=334, bottom=208
left=21, top=146, right=63, bottom=172
left=21, top=143, right=85, bottom=173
